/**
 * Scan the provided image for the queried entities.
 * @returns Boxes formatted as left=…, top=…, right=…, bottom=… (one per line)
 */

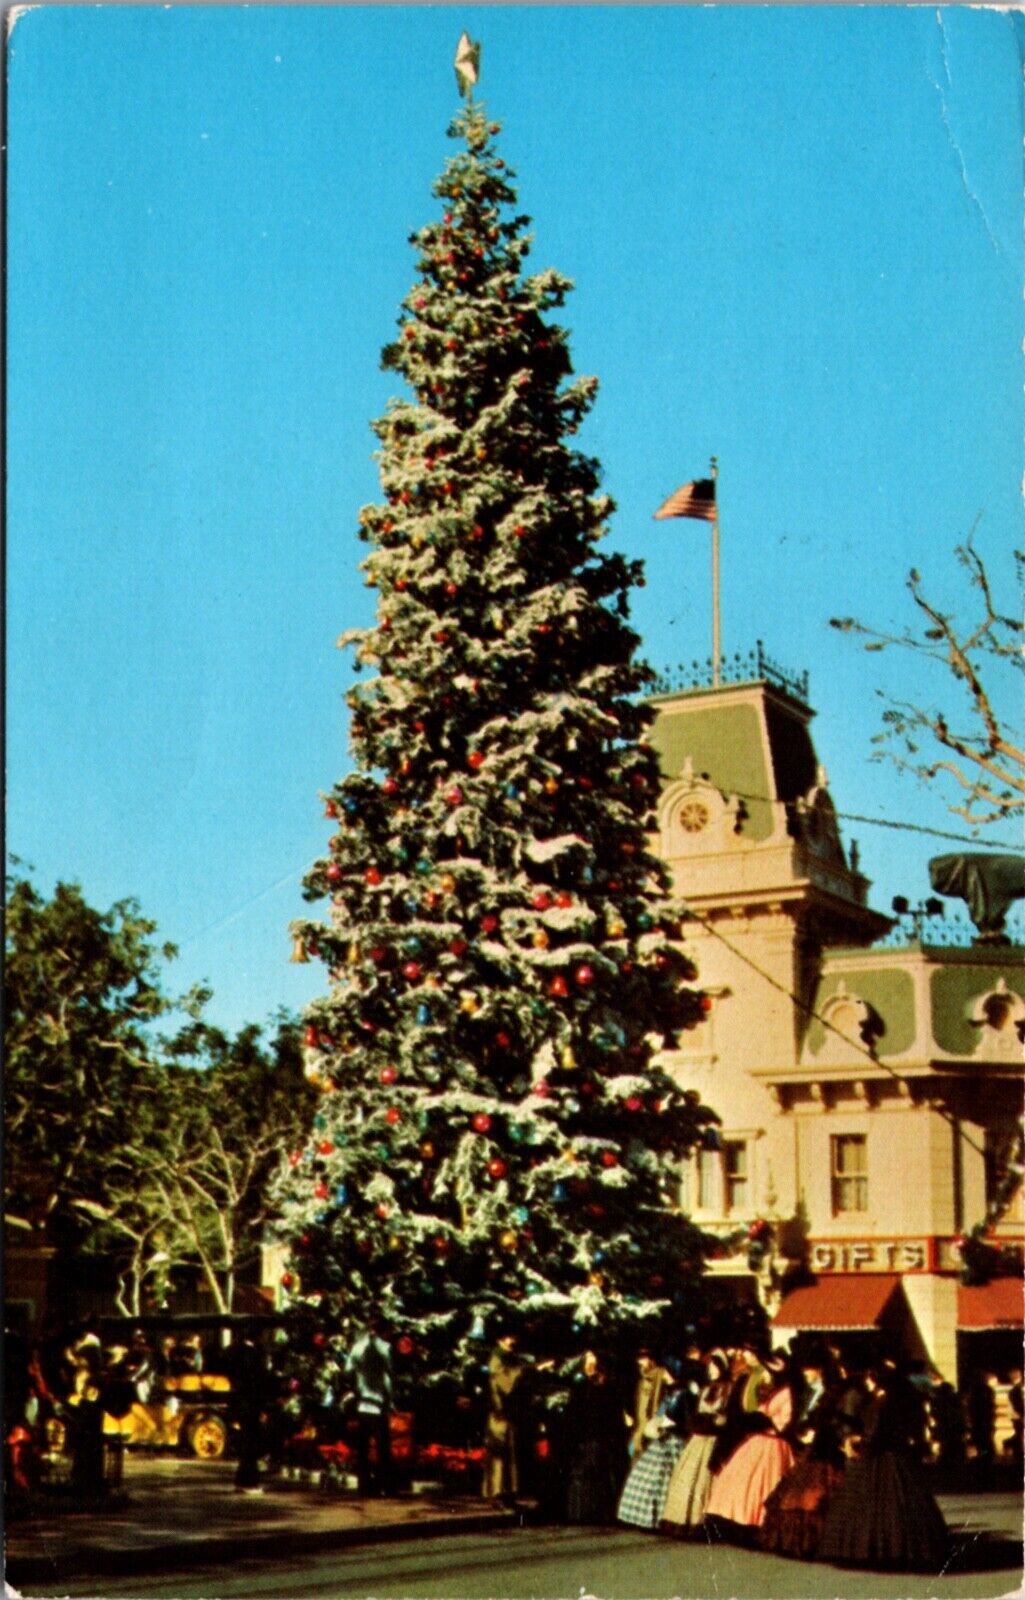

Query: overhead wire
left=675, top=895, right=991, bottom=1162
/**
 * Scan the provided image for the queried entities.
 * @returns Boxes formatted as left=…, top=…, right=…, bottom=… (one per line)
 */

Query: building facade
left=650, top=666, right=1024, bottom=1384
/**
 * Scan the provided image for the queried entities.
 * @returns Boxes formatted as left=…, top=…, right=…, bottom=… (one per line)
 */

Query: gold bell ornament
left=290, top=936, right=310, bottom=964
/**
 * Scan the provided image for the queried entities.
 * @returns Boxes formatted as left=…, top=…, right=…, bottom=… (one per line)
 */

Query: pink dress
left=705, top=1384, right=795, bottom=1529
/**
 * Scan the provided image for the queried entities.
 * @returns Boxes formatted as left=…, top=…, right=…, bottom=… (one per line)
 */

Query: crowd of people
left=483, top=1333, right=1022, bottom=1574
left=5, top=1311, right=1023, bottom=1575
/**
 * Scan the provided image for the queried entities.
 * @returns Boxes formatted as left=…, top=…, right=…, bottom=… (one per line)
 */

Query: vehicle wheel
left=189, top=1415, right=228, bottom=1459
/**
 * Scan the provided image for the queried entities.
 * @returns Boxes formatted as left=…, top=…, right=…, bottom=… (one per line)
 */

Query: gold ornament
left=532, top=929, right=550, bottom=950
left=348, top=942, right=361, bottom=964
left=460, top=994, right=480, bottom=1014
left=440, top=873, right=457, bottom=894
left=500, top=1230, right=518, bottom=1251
left=544, top=777, right=559, bottom=794
left=290, top=936, right=310, bottom=964
left=561, top=1045, right=577, bottom=1070
left=607, top=920, right=626, bottom=939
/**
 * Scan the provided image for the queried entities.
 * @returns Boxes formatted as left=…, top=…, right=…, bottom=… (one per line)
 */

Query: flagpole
left=710, top=455, right=720, bottom=687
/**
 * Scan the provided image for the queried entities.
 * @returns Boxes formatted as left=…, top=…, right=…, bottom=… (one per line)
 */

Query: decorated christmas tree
left=272, top=55, right=717, bottom=1409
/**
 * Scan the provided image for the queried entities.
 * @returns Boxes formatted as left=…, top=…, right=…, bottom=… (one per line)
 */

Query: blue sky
left=7, top=5, right=1022, bottom=1033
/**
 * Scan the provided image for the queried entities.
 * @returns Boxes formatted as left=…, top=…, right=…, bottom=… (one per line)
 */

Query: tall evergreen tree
left=273, top=78, right=716, bottom=1401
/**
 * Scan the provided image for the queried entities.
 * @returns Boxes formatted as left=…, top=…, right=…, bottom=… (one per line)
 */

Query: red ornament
left=471, top=1114, right=492, bottom=1133
left=365, top=866, right=383, bottom=886
left=382, top=777, right=399, bottom=796
left=304, top=1026, right=319, bottom=1048
left=450, top=937, right=468, bottom=957
left=468, top=751, right=485, bottom=769
left=314, top=1182, right=328, bottom=1200
left=532, top=891, right=552, bottom=910
left=487, top=1158, right=508, bottom=1179
left=376, top=1203, right=390, bottom=1220
left=402, top=961, right=422, bottom=981
left=445, top=581, right=459, bottom=597
left=289, top=1151, right=302, bottom=1167
left=601, top=1151, right=618, bottom=1168
left=313, top=1331, right=326, bottom=1347
left=700, top=994, right=713, bottom=1013
left=445, top=786, right=464, bottom=806
left=575, top=964, right=595, bottom=988
left=556, top=892, right=573, bottom=908
left=380, top=1065, right=398, bottom=1085
left=327, top=863, right=343, bottom=883
left=480, top=914, right=499, bottom=935
left=323, top=800, right=338, bottom=819
left=369, top=946, right=388, bottom=965
left=385, top=1107, right=401, bottom=1126
left=281, top=1272, right=294, bottom=1288
left=548, top=975, right=569, bottom=998
left=494, top=1030, right=511, bottom=1049
left=396, top=1335, right=415, bottom=1356
left=533, top=1078, right=551, bottom=1098
left=318, top=1140, right=334, bottom=1156
left=513, top=524, right=525, bottom=538
left=625, top=1095, right=643, bottom=1112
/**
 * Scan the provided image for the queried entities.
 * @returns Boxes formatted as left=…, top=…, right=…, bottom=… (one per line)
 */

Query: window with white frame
left=723, top=1140, right=748, bottom=1212
left=831, top=1133, right=868, bottom=1214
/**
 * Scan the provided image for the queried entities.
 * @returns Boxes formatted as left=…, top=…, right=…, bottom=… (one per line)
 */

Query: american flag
left=653, top=478, right=716, bottom=522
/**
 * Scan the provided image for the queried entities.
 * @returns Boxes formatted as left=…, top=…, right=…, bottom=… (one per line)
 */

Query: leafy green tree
left=271, top=89, right=717, bottom=1408
left=3, top=866, right=192, bottom=1241
left=77, top=1017, right=316, bottom=1316
left=5, top=868, right=316, bottom=1316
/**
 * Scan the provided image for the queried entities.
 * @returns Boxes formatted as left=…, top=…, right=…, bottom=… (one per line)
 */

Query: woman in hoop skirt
left=704, top=1354, right=795, bottom=1544
left=817, top=1366, right=948, bottom=1572
left=659, top=1352, right=731, bottom=1536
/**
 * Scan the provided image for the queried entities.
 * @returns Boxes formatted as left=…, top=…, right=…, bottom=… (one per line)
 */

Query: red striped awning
left=958, top=1277, right=1024, bottom=1330
left=773, top=1274, right=900, bottom=1331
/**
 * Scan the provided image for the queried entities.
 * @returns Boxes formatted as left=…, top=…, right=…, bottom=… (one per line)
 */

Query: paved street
left=16, top=1496, right=1022, bottom=1600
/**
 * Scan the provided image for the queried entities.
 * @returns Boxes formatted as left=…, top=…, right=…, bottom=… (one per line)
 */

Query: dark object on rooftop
left=928, top=854, right=1025, bottom=943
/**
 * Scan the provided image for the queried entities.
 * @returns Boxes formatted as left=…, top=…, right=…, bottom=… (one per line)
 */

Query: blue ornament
left=553, top=1182, right=568, bottom=1202
left=405, top=936, right=423, bottom=953
left=343, top=799, right=359, bottom=816
left=314, top=1115, right=327, bottom=1130
left=416, top=1003, right=432, bottom=1025
left=415, top=859, right=433, bottom=876
left=335, top=1184, right=349, bottom=1205
left=405, top=897, right=420, bottom=915
left=593, top=1250, right=606, bottom=1264
left=508, top=1124, right=525, bottom=1143
left=506, top=784, right=520, bottom=800
left=315, top=1210, right=328, bottom=1223
left=513, top=1205, right=530, bottom=1224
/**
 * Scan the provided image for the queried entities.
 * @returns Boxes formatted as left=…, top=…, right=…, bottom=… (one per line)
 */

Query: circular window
left=679, top=799, right=710, bottom=834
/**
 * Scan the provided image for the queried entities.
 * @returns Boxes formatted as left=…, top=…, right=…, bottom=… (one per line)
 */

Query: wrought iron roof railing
left=876, top=911, right=1025, bottom=950
left=649, top=641, right=809, bottom=703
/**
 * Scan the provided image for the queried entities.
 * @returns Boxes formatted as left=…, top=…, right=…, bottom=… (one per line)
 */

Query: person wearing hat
left=483, top=1329, right=528, bottom=1504
left=660, top=1350, right=733, bottom=1536
left=562, top=1349, right=627, bottom=1524
left=704, top=1352, right=796, bottom=1543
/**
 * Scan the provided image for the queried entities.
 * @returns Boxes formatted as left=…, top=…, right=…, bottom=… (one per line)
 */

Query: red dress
left=705, top=1384, right=795, bottom=1529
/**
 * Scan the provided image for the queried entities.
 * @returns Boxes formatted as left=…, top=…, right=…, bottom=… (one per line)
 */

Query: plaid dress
left=617, top=1432, right=685, bottom=1528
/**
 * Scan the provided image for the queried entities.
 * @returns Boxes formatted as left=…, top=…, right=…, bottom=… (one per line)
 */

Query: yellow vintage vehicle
left=106, top=1372, right=233, bottom=1459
